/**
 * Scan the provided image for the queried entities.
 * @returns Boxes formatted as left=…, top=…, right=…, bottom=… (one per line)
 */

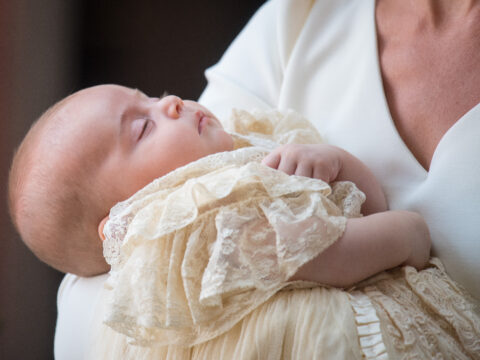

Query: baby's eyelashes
left=131, top=118, right=151, bottom=141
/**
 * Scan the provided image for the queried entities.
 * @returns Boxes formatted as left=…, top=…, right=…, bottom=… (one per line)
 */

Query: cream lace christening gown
left=92, top=110, right=480, bottom=360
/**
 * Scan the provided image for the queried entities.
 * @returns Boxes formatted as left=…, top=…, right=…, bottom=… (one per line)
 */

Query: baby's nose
left=161, top=95, right=184, bottom=119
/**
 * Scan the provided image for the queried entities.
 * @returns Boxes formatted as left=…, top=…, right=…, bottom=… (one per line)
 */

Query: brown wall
left=0, top=1, right=79, bottom=359
left=0, top=1, right=264, bottom=359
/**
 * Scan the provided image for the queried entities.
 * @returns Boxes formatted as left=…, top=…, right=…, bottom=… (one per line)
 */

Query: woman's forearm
left=289, top=210, right=431, bottom=288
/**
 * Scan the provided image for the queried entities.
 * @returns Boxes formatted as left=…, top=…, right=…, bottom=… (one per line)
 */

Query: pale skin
left=75, top=84, right=234, bottom=212
left=376, top=0, right=480, bottom=170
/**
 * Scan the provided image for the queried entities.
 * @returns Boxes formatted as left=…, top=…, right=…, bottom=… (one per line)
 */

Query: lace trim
left=226, top=108, right=324, bottom=146
left=348, top=291, right=389, bottom=360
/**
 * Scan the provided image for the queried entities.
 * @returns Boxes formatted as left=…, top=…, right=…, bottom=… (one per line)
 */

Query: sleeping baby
left=8, top=84, right=480, bottom=359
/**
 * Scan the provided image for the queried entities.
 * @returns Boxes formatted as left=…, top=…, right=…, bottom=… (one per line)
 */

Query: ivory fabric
left=90, top=110, right=480, bottom=360
left=100, top=109, right=364, bottom=347
left=90, top=262, right=480, bottom=359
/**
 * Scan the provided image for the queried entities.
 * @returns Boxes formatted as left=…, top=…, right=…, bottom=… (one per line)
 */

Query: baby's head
left=8, top=84, right=233, bottom=276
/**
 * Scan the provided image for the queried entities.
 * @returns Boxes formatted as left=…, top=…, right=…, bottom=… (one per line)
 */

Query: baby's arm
left=263, top=144, right=431, bottom=287
left=262, top=144, right=387, bottom=215
left=289, top=210, right=431, bottom=287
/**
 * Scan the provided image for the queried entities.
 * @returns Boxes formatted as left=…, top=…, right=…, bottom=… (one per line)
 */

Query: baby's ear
left=98, top=216, right=109, bottom=242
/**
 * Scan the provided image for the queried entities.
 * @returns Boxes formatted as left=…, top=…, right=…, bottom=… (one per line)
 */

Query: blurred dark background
left=0, top=1, right=265, bottom=358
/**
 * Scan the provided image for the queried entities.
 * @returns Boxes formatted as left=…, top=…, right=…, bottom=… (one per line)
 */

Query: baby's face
left=58, top=84, right=233, bottom=216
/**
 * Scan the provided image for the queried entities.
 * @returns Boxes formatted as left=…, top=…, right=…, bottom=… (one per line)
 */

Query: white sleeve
left=199, top=0, right=313, bottom=120
left=54, top=273, right=108, bottom=360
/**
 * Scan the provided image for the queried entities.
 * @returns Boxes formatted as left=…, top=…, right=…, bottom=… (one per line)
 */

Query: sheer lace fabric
left=102, top=109, right=365, bottom=346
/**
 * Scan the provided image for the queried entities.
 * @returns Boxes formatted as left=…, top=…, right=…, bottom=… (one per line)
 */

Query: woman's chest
left=376, top=9, right=480, bottom=170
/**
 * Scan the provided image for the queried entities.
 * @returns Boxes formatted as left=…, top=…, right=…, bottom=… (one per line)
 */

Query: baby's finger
left=294, top=162, right=313, bottom=178
left=277, top=157, right=298, bottom=175
left=313, top=166, right=330, bottom=182
left=262, top=151, right=281, bottom=169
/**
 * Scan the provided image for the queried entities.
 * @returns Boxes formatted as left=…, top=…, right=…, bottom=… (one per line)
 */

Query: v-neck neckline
left=369, top=0, right=480, bottom=176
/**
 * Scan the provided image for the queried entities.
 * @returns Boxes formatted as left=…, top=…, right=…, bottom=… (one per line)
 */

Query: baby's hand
left=262, top=144, right=343, bottom=182
left=263, top=143, right=388, bottom=215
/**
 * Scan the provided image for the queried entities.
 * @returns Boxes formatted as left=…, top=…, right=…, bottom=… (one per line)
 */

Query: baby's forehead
left=27, top=84, right=143, bottom=176
left=58, top=85, right=130, bottom=117
left=49, top=85, right=134, bottom=131
left=31, top=86, right=130, bottom=170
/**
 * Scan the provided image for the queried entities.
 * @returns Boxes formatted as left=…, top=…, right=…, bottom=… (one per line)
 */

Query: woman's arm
left=289, top=210, right=431, bottom=287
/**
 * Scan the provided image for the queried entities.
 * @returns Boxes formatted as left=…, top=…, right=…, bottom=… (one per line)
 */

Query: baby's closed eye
left=131, top=118, right=153, bottom=141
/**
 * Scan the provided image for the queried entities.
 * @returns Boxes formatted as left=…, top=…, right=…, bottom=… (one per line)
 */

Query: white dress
left=55, top=1, right=480, bottom=359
